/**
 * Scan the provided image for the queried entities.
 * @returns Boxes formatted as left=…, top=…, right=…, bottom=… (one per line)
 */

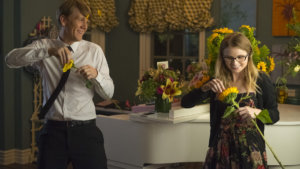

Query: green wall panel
left=105, top=0, right=139, bottom=102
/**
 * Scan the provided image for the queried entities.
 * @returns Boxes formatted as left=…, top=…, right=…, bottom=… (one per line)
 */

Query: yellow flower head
left=160, top=78, right=182, bottom=102
left=97, top=9, right=101, bottom=16
left=267, top=56, right=275, bottom=72
left=294, top=65, right=300, bottom=72
left=257, top=61, right=267, bottom=72
left=63, top=60, right=74, bottom=72
left=209, top=33, right=219, bottom=43
left=240, top=25, right=251, bottom=32
left=213, top=27, right=234, bottom=34
left=255, top=46, right=260, bottom=56
left=218, top=87, right=239, bottom=102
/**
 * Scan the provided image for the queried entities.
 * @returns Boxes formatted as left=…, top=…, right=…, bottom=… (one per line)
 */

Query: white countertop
left=276, top=103, right=300, bottom=125
left=97, top=103, right=300, bottom=125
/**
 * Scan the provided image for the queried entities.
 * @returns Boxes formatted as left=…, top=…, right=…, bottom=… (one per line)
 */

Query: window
left=139, top=31, right=205, bottom=79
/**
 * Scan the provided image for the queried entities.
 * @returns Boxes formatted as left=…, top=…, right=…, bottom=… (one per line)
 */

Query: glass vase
left=277, top=87, right=288, bottom=104
left=155, top=97, right=171, bottom=113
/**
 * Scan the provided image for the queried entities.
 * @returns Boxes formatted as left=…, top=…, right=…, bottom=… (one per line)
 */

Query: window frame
left=139, top=31, right=206, bottom=78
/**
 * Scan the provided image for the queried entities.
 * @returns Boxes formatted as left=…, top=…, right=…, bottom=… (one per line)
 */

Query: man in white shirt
left=5, top=0, right=113, bottom=168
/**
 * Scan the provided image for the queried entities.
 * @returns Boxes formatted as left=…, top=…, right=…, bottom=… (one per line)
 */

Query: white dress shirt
left=6, top=38, right=114, bottom=121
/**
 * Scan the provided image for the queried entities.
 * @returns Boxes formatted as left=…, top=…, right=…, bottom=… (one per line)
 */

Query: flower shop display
left=135, top=66, right=183, bottom=113
left=273, top=10, right=300, bottom=103
left=206, top=25, right=275, bottom=76
left=219, top=87, right=285, bottom=169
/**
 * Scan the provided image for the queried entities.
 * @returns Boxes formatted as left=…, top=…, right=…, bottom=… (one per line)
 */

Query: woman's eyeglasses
left=223, top=55, right=248, bottom=63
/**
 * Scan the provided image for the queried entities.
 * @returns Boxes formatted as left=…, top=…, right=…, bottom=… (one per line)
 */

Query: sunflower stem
left=251, top=119, right=285, bottom=169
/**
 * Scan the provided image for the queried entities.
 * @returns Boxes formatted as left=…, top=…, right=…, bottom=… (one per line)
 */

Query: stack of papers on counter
left=129, top=104, right=209, bottom=124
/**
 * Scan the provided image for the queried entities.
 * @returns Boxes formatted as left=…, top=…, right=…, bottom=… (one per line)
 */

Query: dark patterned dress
left=203, top=93, right=268, bottom=169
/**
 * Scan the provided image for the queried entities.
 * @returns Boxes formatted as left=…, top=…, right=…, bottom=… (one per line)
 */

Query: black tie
left=38, top=46, right=73, bottom=120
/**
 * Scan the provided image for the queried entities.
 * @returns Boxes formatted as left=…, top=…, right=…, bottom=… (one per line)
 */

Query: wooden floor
left=0, top=163, right=37, bottom=169
left=0, top=162, right=202, bottom=169
left=0, top=163, right=73, bottom=169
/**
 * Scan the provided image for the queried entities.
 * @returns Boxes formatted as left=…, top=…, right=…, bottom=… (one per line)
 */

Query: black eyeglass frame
left=223, top=55, right=249, bottom=63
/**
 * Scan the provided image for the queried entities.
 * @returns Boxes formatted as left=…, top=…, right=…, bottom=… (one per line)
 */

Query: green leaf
left=222, top=106, right=236, bottom=118
left=259, top=45, right=270, bottom=60
left=256, top=109, right=273, bottom=124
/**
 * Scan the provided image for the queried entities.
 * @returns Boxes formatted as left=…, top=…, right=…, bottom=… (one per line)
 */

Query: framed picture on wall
left=220, top=0, right=257, bottom=31
left=272, top=0, right=300, bottom=36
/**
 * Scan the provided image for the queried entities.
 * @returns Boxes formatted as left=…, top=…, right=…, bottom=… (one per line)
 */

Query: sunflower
left=240, top=25, right=251, bottom=31
left=267, top=56, right=275, bottom=72
left=63, top=59, right=74, bottom=72
left=257, top=61, right=267, bottom=72
left=212, top=27, right=234, bottom=34
left=160, top=78, right=182, bottom=102
left=209, top=33, right=219, bottom=43
left=218, top=87, right=239, bottom=103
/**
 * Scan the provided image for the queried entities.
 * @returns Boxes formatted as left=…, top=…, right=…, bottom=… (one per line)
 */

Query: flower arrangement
left=272, top=9, right=300, bottom=103
left=186, top=62, right=210, bottom=91
left=186, top=62, right=206, bottom=80
left=135, top=66, right=183, bottom=104
left=219, top=87, right=285, bottom=169
left=206, top=25, right=275, bottom=76
left=187, top=71, right=210, bottom=91
left=276, top=9, right=300, bottom=82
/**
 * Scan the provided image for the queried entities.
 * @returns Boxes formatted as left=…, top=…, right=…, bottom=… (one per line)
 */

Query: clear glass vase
left=277, top=87, right=288, bottom=104
left=155, top=97, right=171, bottom=113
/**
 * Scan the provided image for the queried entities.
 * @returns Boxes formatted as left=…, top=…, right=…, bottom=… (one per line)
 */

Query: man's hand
left=76, top=65, right=98, bottom=79
left=48, top=47, right=72, bottom=66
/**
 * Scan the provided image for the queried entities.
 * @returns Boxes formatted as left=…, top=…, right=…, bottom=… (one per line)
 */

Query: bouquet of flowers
left=219, top=87, right=285, bottom=169
left=206, top=25, right=275, bottom=76
left=274, top=9, right=300, bottom=89
left=186, top=62, right=210, bottom=91
left=135, top=66, right=183, bottom=104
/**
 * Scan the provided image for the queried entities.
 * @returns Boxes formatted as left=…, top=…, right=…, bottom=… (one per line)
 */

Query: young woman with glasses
left=181, top=32, right=279, bottom=169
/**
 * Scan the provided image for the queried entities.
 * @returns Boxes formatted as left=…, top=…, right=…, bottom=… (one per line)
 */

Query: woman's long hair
left=215, top=32, right=260, bottom=94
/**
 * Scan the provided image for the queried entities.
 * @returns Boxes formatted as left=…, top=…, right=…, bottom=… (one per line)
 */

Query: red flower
left=125, top=100, right=131, bottom=108
left=257, top=165, right=265, bottom=169
left=221, top=144, right=229, bottom=157
left=157, top=87, right=163, bottom=95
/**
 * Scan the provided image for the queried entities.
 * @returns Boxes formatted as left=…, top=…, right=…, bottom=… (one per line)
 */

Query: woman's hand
left=237, top=106, right=262, bottom=120
left=201, top=78, right=226, bottom=93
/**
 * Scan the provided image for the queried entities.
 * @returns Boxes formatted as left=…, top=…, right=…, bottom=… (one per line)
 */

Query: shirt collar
left=57, top=36, right=81, bottom=53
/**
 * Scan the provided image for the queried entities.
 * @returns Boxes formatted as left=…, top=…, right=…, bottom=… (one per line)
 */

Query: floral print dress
left=203, top=93, right=268, bottom=169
